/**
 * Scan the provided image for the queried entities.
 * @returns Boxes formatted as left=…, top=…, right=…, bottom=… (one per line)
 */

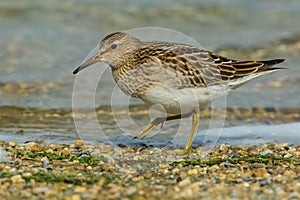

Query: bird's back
left=114, top=41, right=284, bottom=91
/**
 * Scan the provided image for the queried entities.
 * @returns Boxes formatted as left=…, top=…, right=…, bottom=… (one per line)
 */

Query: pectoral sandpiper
left=73, top=32, right=284, bottom=154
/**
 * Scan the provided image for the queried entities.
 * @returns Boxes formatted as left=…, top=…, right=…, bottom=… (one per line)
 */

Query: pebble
left=11, top=175, right=25, bottom=184
left=179, top=188, right=194, bottom=198
left=143, top=172, right=152, bottom=179
left=178, top=178, right=191, bottom=188
left=22, top=172, right=32, bottom=178
left=179, top=172, right=187, bottom=180
left=187, top=168, right=198, bottom=175
left=0, top=141, right=299, bottom=199
left=25, top=142, right=42, bottom=152
left=126, top=186, right=137, bottom=196
left=41, top=157, right=50, bottom=164
left=75, top=140, right=83, bottom=146
left=8, top=141, right=16, bottom=147
left=74, top=186, right=87, bottom=193
left=71, top=194, right=81, bottom=200
left=171, top=167, right=180, bottom=174
left=259, top=150, right=272, bottom=156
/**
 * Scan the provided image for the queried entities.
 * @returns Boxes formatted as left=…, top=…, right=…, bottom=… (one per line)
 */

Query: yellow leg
left=182, top=112, right=200, bottom=154
left=135, top=114, right=191, bottom=139
left=135, top=117, right=166, bottom=139
left=135, top=123, right=158, bottom=138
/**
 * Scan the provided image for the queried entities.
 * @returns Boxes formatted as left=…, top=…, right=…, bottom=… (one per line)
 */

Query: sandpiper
left=73, top=32, right=284, bottom=154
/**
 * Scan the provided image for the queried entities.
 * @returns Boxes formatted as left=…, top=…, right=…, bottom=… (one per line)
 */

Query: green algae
left=15, top=151, right=107, bottom=166
left=170, top=155, right=300, bottom=167
left=0, top=171, right=118, bottom=186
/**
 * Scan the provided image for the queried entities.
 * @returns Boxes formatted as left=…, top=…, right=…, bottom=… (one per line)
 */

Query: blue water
left=0, top=0, right=299, bottom=146
left=0, top=0, right=299, bottom=108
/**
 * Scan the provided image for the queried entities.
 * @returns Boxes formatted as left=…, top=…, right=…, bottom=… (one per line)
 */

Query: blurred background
left=0, top=0, right=299, bottom=144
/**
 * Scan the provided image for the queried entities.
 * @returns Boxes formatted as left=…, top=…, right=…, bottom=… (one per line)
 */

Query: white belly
left=141, top=84, right=228, bottom=115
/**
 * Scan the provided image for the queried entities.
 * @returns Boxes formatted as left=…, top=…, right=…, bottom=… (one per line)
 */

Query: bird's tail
left=256, top=58, right=285, bottom=74
left=225, top=58, right=285, bottom=89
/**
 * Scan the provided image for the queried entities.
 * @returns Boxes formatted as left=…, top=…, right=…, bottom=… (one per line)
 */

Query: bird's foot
left=170, top=147, right=193, bottom=156
left=134, top=117, right=166, bottom=140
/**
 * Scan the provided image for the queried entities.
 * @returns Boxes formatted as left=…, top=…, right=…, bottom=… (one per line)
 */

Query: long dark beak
left=73, top=54, right=101, bottom=74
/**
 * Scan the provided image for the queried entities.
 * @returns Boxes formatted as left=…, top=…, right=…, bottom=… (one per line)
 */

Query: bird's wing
left=150, top=44, right=284, bottom=88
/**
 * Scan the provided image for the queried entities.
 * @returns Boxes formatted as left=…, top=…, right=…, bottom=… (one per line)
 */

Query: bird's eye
left=111, top=44, right=118, bottom=49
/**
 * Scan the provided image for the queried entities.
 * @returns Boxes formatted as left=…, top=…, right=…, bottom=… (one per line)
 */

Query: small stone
left=179, top=172, right=187, bottom=180
left=32, top=186, right=46, bottom=194
left=126, top=186, right=137, bottom=196
left=26, top=142, right=42, bottom=152
left=259, top=178, right=271, bottom=186
left=71, top=194, right=81, bottom=200
left=44, top=189, right=59, bottom=197
left=276, top=143, right=289, bottom=150
left=284, top=153, right=293, bottom=158
left=143, top=172, right=152, bottom=179
left=172, top=167, right=180, bottom=174
left=189, top=183, right=200, bottom=191
left=180, top=188, right=193, bottom=198
left=11, top=174, right=25, bottom=183
left=9, top=168, right=19, bottom=174
left=243, top=182, right=250, bottom=187
left=289, top=192, right=299, bottom=199
left=61, top=148, right=71, bottom=156
left=224, top=161, right=236, bottom=168
left=220, top=144, right=229, bottom=152
left=75, top=140, right=83, bottom=145
left=8, top=141, right=16, bottom=147
left=283, top=170, right=296, bottom=178
left=133, top=155, right=142, bottom=160
left=178, top=178, right=191, bottom=188
left=22, top=172, right=32, bottom=178
left=41, top=157, right=50, bottom=164
left=72, top=160, right=80, bottom=164
left=108, top=188, right=121, bottom=199
left=74, top=186, right=87, bottom=193
left=4, top=165, right=11, bottom=172
left=259, top=150, right=272, bottom=156
left=209, top=165, right=219, bottom=172
left=187, top=169, right=198, bottom=175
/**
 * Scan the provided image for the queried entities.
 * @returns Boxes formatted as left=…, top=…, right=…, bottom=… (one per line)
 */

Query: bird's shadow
left=96, top=135, right=168, bottom=149
left=97, top=134, right=204, bottom=150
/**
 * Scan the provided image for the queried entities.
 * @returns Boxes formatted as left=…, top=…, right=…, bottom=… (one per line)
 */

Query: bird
left=73, top=32, right=284, bottom=154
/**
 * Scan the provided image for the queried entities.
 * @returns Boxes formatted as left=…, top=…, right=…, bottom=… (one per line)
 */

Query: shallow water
left=0, top=0, right=299, bottom=145
left=0, top=105, right=299, bottom=148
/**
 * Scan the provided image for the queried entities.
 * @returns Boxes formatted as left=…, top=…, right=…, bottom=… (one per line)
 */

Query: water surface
left=0, top=0, right=299, bottom=145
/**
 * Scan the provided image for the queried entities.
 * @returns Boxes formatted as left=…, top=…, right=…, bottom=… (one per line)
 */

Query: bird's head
left=73, top=32, right=141, bottom=74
